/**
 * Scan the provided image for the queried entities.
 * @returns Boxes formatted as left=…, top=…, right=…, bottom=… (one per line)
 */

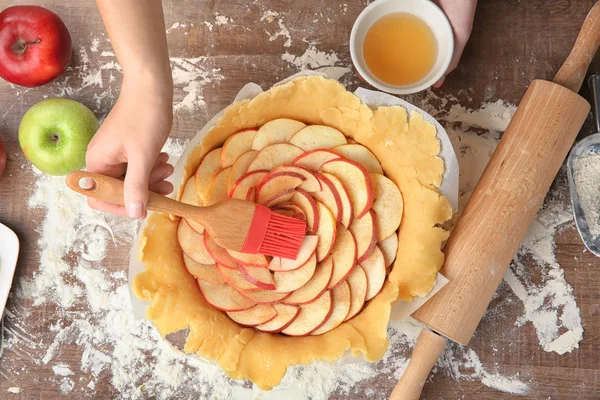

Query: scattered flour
left=261, top=11, right=292, bottom=47
left=52, top=364, right=75, bottom=376
left=260, top=10, right=280, bottom=24
left=573, top=152, right=600, bottom=238
left=90, top=37, right=100, bottom=53
left=7, top=387, right=20, bottom=394
left=203, top=21, right=213, bottom=32
left=214, top=13, right=232, bottom=26
left=170, top=57, right=225, bottom=113
left=166, top=22, right=191, bottom=33
left=282, top=45, right=340, bottom=70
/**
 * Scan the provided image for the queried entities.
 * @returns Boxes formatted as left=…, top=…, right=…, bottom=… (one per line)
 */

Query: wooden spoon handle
left=65, top=170, right=201, bottom=218
left=553, top=1, right=600, bottom=92
left=389, top=329, right=448, bottom=400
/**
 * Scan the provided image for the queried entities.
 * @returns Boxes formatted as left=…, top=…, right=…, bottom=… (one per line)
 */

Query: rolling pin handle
left=389, top=329, right=448, bottom=400
left=553, top=1, right=600, bottom=92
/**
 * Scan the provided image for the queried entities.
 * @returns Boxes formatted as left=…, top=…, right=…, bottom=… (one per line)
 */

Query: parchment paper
left=127, top=70, right=459, bottom=346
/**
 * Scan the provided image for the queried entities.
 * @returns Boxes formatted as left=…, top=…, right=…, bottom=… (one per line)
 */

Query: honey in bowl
left=363, top=12, right=438, bottom=86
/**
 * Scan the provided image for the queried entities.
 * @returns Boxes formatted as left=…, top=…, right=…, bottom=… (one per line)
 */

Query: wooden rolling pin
left=390, top=2, right=600, bottom=399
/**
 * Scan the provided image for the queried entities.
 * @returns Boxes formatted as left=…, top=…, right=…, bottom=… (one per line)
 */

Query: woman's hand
left=85, top=76, right=174, bottom=219
left=92, top=0, right=173, bottom=218
left=434, top=0, right=478, bottom=88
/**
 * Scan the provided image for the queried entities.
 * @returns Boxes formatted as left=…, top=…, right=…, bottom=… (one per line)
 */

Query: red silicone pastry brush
left=65, top=170, right=307, bottom=259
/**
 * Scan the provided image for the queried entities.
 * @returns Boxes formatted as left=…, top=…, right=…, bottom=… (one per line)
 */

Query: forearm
left=96, top=0, right=173, bottom=100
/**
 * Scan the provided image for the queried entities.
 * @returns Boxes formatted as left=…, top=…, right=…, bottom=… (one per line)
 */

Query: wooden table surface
left=1, top=0, right=600, bottom=399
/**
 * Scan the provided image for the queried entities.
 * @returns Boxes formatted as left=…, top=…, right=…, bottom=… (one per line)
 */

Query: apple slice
left=322, top=159, right=374, bottom=219
left=312, top=174, right=342, bottom=224
left=328, top=225, right=357, bottom=289
left=217, top=264, right=260, bottom=291
left=315, top=202, right=336, bottom=261
left=239, top=265, right=276, bottom=290
left=361, top=246, right=386, bottom=301
left=349, top=210, right=378, bottom=263
left=321, top=172, right=353, bottom=228
left=291, top=189, right=319, bottom=233
left=280, top=235, right=319, bottom=271
left=247, top=143, right=303, bottom=172
left=274, top=203, right=304, bottom=217
left=311, top=281, right=351, bottom=335
left=264, top=190, right=296, bottom=207
left=227, top=304, right=277, bottom=326
left=246, top=187, right=256, bottom=202
left=183, top=254, right=224, bottom=285
left=229, top=170, right=267, bottom=199
left=197, top=281, right=256, bottom=311
left=226, top=249, right=268, bottom=268
left=227, top=150, right=258, bottom=193
left=252, top=118, right=306, bottom=150
left=370, top=173, right=404, bottom=241
left=274, top=209, right=295, bottom=217
left=180, top=177, right=206, bottom=234
left=255, top=303, right=300, bottom=333
left=204, top=235, right=238, bottom=269
left=204, top=167, right=232, bottom=206
left=194, top=148, right=223, bottom=201
left=256, top=172, right=305, bottom=204
left=181, top=176, right=201, bottom=206
left=289, top=125, right=347, bottom=151
left=378, top=234, right=398, bottom=268
left=269, top=165, right=321, bottom=192
left=178, top=220, right=215, bottom=265
left=332, top=144, right=384, bottom=174
left=221, top=128, right=258, bottom=167
left=283, top=256, right=333, bottom=305
left=344, top=265, right=368, bottom=321
left=274, top=253, right=317, bottom=292
left=240, top=288, right=291, bottom=304
left=293, top=149, right=340, bottom=171
left=281, top=290, right=333, bottom=336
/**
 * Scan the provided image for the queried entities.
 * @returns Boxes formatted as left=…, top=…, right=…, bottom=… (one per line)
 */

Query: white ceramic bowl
left=0, top=222, right=19, bottom=319
left=350, top=0, right=454, bottom=95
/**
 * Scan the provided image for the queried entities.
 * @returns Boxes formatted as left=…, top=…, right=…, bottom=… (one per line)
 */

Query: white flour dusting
left=0, top=23, right=586, bottom=398
left=214, top=13, right=232, bottom=26
left=171, top=57, right=224, bottom=113
left=282, top=45, right=340, bottom=70
left=261, top=10, right=292, bottom=47
left=573, top=152, right=600, bottom=238
left=52, top=364, right=74, bottom=377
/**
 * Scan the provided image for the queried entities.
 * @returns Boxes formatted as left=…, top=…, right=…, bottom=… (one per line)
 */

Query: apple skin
left=18, top=98, right=98, bottom=176
left=0, top=6, right=72, bottom=87
left=0, top=136, right=6, bottom=177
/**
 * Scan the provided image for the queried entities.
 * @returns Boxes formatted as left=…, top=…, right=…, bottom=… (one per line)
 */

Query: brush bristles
left=258, top=212, right=307, bottom=259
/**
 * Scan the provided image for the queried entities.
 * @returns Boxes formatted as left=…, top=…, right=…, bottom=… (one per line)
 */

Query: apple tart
left=133, top=75, right=452, bottom=389
left=177, top=120, right=402, bottom=336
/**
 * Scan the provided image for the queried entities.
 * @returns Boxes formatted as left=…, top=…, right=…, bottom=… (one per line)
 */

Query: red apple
left=0, top=136, right=6, bottom=177
left=0, top=6, right=72, bottom=87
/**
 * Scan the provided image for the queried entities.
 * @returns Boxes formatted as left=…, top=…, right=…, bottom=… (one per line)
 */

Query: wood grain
left=0, top=1, right=599, bottom=399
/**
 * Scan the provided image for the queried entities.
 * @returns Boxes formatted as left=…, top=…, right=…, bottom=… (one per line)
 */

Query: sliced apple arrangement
left=178, top=118, right=403, bottom=336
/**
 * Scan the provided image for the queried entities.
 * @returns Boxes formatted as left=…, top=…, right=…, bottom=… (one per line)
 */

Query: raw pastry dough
left=132, top=76, right=451, bottom=390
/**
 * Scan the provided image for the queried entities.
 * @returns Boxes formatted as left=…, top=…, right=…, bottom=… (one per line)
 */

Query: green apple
left=18, top=98, right=98, bottom=176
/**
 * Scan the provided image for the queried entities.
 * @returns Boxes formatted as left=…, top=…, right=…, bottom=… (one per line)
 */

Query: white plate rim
left=0, top=222, right=20, bottom=318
